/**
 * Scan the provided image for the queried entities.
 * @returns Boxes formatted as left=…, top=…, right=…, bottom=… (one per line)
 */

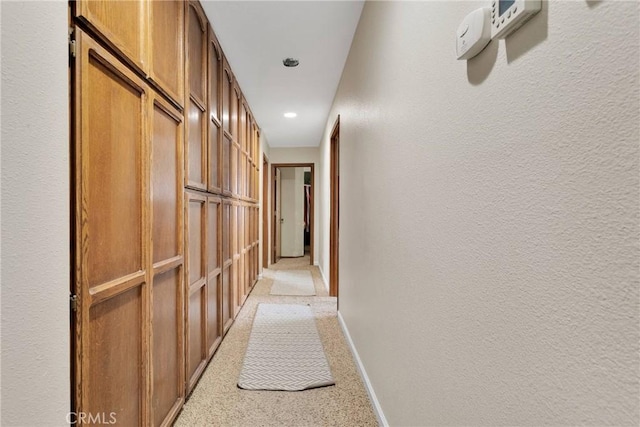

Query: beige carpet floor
left=174, top=256, right=378, bottom=427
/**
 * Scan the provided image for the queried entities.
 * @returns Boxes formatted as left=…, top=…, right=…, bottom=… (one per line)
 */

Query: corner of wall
left=318, top=264, right=329, bottom=292
left=338, top=312, right=389, bottom=427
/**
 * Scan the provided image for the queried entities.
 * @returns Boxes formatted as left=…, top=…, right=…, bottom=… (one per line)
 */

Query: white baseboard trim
left=337, top=311, right=388, bottom=427
left=318, top=265, right=329, bottom=292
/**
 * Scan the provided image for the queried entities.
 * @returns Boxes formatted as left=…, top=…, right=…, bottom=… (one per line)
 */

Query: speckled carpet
left=238, top=303, right=335, bottom=391
left=174, top=256, right=378, bottom=427
left=270, top=269, right=316, bottom=296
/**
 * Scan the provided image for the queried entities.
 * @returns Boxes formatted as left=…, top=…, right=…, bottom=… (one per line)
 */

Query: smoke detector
left=282, top=58, right=299, bottom=67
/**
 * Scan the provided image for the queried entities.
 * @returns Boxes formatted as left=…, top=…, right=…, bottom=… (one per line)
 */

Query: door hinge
left=70, top=294, right=78, bottom=312
left=69, top=27, right=76, bottom=58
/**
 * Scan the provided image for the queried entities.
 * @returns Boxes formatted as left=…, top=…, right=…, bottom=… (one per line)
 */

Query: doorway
left=262, top=154, right=269, bottom=268
left=330, top=116, right=340, bottom=298
left=271, top=163, right=314, bottom=266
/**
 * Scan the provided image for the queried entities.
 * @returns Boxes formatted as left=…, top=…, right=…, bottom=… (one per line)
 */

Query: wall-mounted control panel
left=490, top=0, right=541, bottom=39
left=456, top=7, right=492, bottom=60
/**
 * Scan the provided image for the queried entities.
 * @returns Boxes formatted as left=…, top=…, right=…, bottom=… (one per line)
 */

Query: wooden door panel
left=185, top=0, right=207, bottom=191
left=85, top=52, right=144, bottom=288
left=230, top=144, right=238, bottom=196
left=75, top=30, right=149, bottom=426
left=209, top=32, right=221, bottom=123
left=222, top=63, right=232, bottom=134
left=186, top=100, right=206, bottom=190
left=222, top=134, right=231, bottom=195
left=152, top=99, right=182, bottom=263
left=221, top=266, right=231, bottom=333
left=150, top=0, right=184, bottom=107
left=151, top=268, right=182, bottom=427
left=76, top=0, right=147, bottom=72
left=185, top=191, right=206, bottom=391
left=87, top=286, right=143, bottom=426
left=209, top=121, right=221, bottom=193
left=150, top=95, right=184, bottom=427
left=186, top=1, right=207, bottom=105
left=208, top=31, right=222, bottom=194
left=187, top=287, right=205, bottom=385
left=222, top=200, right=233, bottom=332
left=207, top=196, right=222, bottom=354
left=207, top=275, right=220, bottom=355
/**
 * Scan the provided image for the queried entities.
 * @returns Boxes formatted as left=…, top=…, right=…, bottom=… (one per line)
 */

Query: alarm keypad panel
left=491, top=0, right=541, bottom=39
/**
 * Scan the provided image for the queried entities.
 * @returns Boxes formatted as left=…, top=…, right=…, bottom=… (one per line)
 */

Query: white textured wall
left=269, top=147, right=320, bottom=264
left=1, top=1, right=71, bottom=424
left=319, top=1, right=640, bottom=425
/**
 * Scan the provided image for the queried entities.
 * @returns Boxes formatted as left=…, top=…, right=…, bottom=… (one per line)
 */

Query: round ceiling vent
left=282, top=58, right=299, bottom=67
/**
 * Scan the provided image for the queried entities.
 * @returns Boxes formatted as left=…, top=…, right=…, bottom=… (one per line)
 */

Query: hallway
left=2, top=1, right=639, bottom=425
left=175, top=256, right=377, bottom=426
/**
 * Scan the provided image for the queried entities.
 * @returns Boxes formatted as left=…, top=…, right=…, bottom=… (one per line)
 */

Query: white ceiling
left=202, top=1, right=364, bottom=148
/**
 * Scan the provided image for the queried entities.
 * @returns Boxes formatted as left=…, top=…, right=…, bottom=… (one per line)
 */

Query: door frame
left=271, top=163, right=314, bottom=265
left=329, top=116, right=340, bottom=298
left=262, top=154, right=269, bottom=268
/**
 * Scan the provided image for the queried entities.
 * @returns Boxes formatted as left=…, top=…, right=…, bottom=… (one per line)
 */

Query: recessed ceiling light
left=284, top=112, right=297, bottom=118
left=283, top=58, right=299, bottom=67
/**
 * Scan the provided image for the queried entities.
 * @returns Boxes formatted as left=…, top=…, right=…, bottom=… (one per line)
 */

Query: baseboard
left=317, top=265, right=329, bottom=292
left=337, top=312, right=389, bottom=427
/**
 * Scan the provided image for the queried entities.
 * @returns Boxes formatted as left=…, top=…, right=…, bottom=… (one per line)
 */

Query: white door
left=280, top=167, right=304, bottom=257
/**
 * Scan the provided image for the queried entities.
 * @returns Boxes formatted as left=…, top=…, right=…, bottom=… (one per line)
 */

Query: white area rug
left=270, top=270, right=316, bottom=296
left=237, top=304, right=335, bottom=391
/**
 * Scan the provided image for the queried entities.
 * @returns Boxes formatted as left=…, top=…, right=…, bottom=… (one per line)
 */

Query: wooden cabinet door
left=74, top=29, right=149, bottom=426
left=221, top=200, right=233, bottom=332
left=150, top=0, right=185, bottom=107
left=231, top=203, right=240, bottom=317
left=237, top=205, right=245, bottom=307
left=207, top=196, right=222, bottom=356
left=208, top=32, right=222, bottom=194
left=76, top=0, right=147, bottom=72
left=150, top=94, right=184, bottom=427
left=184, top=191, right=207, bottom=393
left=185, top=1, right=208, bottom=190
left=221, top=61, right=233, bottom=196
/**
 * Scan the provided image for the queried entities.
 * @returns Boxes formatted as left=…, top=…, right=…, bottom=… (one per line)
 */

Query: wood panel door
left=231, top=202, right=240, bottom=317
left=74, top=29, right=149, bottom=426
left=150, top=94, right=185, bottom=427
left=208, top=30, right=222, bottom=194
left=184, top=1, right=208, bottom=191
left=150, top=0, right=185, bottom=107
left=184, top=190, right=207, bottom=393
left=76, top=0, right=148, bottom=73
left=206, top=196, right=222, bottom=357
left=221, top=61, right=233, bottom=196
left=221, top=200, right=233, bottom=333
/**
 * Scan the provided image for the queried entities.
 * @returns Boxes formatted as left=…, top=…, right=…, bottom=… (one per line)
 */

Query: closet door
left=231, top=202, right=240, bottom=317
left=221, top=61, right=233, bottom=196
left=74, top=29, right=149, bottom=426
left=185, top=1, right=208, bottom=190
left=150, top=0, right=185, bottom=107
left=221, top=200, right=233, bottom=332
left=208, top=32, right=222, bottom=194
left=76, top=0, right=147, bottom=72
left=237, top=205, right=246, bottom=307
left=207, top=196, right=222, bottom=356
left=149, top=94, right=185, bottom=427
left=185, top=190, right=207, bottom=393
